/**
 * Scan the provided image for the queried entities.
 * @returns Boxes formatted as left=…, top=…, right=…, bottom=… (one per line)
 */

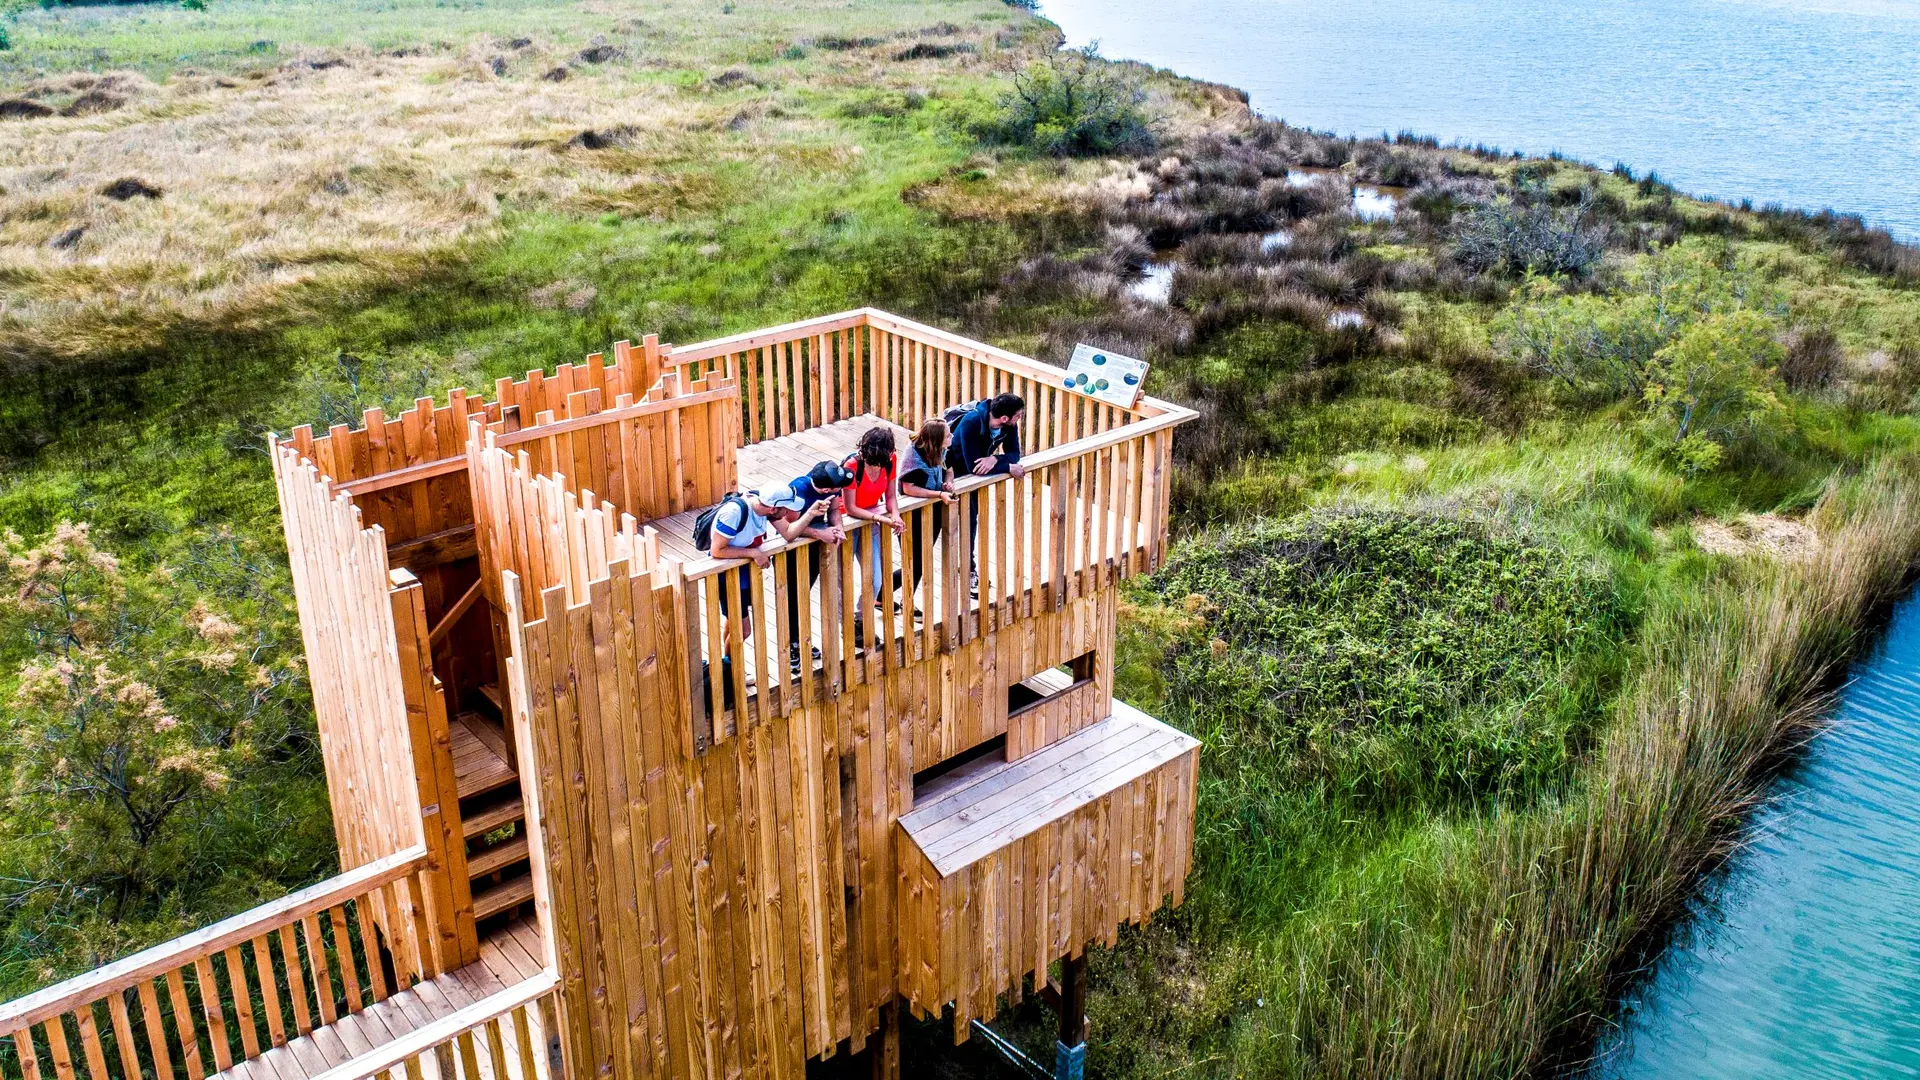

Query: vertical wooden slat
left=189, top=957, right=231, bottom=1073
left=162, top=971, right=203, bottom=1080
left=106, top=992, right=141, bottom=1080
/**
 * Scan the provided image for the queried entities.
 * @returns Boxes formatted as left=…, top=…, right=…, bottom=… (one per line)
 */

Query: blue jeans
left=861, top=528, right=886, bottom=605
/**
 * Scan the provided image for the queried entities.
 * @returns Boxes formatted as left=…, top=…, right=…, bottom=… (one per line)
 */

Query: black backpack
left=693, top=493, right=750, bottom=553
left=942, top=398, right=983, bottom=430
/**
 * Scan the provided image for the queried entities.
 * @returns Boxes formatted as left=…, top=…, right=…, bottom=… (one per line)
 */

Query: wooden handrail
left=859, top=308, right=1189, bottom=420
left=673, top=404, right=1192, bottom=583
left=430, top=576, right=485, bottom=647
left=327, top=386, right=739, bottom=498
left=332, top=455, right=469, bottom=497
left=305, top=969, right=559, bottom=1080
left=667, top=310, right=871, bottom=364
left=0, top=845, right=428, bottom=1029
left=491, top=384, right=738, bottom=448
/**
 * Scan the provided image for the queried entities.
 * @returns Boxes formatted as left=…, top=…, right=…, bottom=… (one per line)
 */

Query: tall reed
left=1230, top=458, right=1920, bottom=1077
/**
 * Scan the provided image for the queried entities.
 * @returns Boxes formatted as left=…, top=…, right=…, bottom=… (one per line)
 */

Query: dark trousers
left=901, top=505, right=947, bottom=592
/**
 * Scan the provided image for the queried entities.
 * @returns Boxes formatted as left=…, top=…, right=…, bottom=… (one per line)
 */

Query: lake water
left=1038, top=0, right=1920, bottom=239
left=1595, top=588, right=1920, bottom=1078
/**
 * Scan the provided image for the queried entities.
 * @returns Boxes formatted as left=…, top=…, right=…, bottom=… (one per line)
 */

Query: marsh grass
left=1082, top=461, right=1920, bottom=1078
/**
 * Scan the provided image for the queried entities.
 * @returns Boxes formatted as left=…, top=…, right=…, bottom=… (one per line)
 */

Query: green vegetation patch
left=1135, top=510, right=1620, bottom=915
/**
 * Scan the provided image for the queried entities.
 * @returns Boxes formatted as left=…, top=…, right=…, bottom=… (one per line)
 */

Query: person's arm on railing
left=882, top=464, right=905, bottom=534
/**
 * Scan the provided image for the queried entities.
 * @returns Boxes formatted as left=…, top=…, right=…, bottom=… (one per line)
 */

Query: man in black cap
left=764, top=461, right=853, bottom=675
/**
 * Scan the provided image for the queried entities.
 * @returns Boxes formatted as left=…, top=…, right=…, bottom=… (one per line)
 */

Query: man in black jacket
left=945, top=393, right=1026, bottom=594
left=947, top=393, right=1027, bottom=480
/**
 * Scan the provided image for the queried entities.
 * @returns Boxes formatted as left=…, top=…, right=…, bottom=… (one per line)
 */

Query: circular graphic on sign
left=1063, top=377, right=1075, bottom=388
left=1095, top=378, right=1110, bottom=390
left=1124, top=373, right=1139, bottom=385
left=1093, top=354, right=1107, bottom=365
left=1075, top=373, right=1089, bottom=385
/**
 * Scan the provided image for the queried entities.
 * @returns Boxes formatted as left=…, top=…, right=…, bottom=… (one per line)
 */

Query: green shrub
left=1452, top=186, right=1609, bottom=279
left=985, top=45, right=1153, bottom=156
left=1497, top=241, right=1790, bottom=467
left=0, top=522, right=328, bottom=992
left=1147, top=509, right=1619, bottom=818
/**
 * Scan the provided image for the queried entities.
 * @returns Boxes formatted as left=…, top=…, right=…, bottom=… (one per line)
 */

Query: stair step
left=467, top=834, right=530, bottom=878
left=459, top=707, right=513, bottom=766
left=476, top=682, right=507, bottom=716
left=451, top=714, right=516, bottom=801
left=462, top=793, right=525, bottom=840
left=473, top=873, right=534, bottom=921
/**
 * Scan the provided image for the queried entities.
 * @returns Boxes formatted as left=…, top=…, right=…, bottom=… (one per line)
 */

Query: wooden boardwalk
left=209, top=918, right=548, bottom=1080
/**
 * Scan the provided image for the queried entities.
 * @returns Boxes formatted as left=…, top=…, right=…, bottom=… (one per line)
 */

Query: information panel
left=1063, top=344, right=1148, bottom=408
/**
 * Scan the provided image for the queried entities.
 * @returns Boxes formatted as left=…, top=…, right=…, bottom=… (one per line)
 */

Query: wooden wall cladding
left=895, top=705, right=1199, bottom=1037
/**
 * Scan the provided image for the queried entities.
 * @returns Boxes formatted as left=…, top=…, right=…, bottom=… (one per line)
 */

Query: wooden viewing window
left=1008, top=651, right=1097, bottom=720
left=911, top=733, right=1009, bottom=806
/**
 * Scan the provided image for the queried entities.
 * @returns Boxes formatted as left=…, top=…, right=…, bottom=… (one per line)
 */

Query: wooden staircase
left=456, top=686, right=534, bottom=922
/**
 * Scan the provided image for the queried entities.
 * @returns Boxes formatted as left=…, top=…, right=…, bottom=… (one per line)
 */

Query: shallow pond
left=1129, top=262, right=1175, bottom=304
left=1600, top=589, right=1920, bottom=1078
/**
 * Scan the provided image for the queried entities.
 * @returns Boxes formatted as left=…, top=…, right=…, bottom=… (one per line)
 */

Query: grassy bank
left=6, top=1, right=1920, bottom=1076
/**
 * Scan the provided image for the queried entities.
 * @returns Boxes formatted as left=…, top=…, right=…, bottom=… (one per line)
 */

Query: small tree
left=0, top=524, right=283, bottom=912
left=992, top=45, right=1152, bottom=157
left=1640, top=310, right=1783, bottom=471
left=1453, top=187, right=1610, bottom=279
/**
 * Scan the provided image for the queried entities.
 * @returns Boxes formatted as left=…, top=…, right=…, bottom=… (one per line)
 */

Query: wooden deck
left=899, top=701, right=1200, bottom=877
left=211, top=917, right=549, bottom=1080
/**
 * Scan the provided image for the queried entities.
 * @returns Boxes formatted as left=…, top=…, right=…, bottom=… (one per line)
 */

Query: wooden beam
left=428, top=578, right=485, bottom=648
left=1057, top=954, right=1087, bottom=1048
left=389, top=524, right=478, bottom=571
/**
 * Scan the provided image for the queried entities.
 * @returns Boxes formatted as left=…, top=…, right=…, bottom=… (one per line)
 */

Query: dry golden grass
left=0, top=0, right=1039, bottom=368
left=0, top=48, right=743, bottom=362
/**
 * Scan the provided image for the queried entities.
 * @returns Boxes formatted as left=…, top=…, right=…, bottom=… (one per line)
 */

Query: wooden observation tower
left=0, top=310, right=1199, bottom=1080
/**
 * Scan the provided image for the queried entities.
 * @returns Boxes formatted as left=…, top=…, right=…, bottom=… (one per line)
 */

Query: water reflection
left=1352, top=185, right=1400, bottom=221
left=1129, top=262, right=1175, bottom=304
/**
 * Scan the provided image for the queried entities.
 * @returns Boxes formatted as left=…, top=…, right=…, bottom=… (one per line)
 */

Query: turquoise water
left=1038, top=0, right=1920, bottom=239
left=1595, top=590, right=1920, bottom=1078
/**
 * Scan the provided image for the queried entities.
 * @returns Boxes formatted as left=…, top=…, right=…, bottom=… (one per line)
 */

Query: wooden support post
left=869, top=998, right=900, bottom=1080
left=1055, top=954, right=1087, bottom=1080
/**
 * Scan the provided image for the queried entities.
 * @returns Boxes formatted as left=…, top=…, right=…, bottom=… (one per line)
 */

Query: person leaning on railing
left=706, top=488, right=818, bottom=647
left=839, top=426, right=905, bottom=636
left=946, top=393, right=1026, bottom=594
left=896, top=418, right=959, bottom=613
left=763, top=460, right=854, bottom=675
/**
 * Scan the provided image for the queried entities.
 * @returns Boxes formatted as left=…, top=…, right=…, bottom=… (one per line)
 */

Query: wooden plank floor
left=215, top=917, right=549, bottom=1080
left=640, top=414, right=1150, bottom=696
left=452, top=714, right=516, bottom=800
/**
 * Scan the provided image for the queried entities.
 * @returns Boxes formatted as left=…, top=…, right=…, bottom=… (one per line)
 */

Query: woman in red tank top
left=842, top=426, right=904, bottom=624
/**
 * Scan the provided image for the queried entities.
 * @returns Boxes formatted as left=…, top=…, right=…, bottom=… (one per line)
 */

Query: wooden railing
left=678, top=403, right=1182, bottom=748
left=862, top=309, right=1164, bottom=451
left=663, top=308, right=1171, bottom=453
left=303, top=971, right=557, bottom=1080
left=0, top=848, right=438, bottom=1080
